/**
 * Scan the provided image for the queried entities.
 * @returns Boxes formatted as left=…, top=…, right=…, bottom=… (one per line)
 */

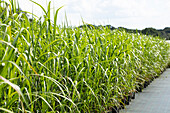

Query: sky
left=6, top=0, right=170, bottom=29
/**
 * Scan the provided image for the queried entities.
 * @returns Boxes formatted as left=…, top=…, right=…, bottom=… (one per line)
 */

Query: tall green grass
left=0, top=0, right=170, bottom=112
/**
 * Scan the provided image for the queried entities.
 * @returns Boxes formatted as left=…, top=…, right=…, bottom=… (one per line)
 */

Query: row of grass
left=0, top=0, right=170, bottom=112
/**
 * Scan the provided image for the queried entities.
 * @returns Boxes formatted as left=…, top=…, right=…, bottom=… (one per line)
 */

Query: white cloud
left=4, top=0, right=170, bottom=29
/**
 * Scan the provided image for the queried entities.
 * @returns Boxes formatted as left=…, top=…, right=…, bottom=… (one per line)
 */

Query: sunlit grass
left=0, top=0, right=170, bottom=112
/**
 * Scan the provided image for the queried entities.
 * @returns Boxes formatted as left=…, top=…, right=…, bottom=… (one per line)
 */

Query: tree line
left=79, top=25, right=170, bottom=40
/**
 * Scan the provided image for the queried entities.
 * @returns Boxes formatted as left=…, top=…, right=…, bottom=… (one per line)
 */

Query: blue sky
left=8, top=0, right=170, bottom=29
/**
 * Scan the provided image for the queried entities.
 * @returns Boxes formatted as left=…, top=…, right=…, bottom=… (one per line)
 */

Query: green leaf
left=0, top=107, right=14, bottom=113
left=29, top=0, right=47, bottom=15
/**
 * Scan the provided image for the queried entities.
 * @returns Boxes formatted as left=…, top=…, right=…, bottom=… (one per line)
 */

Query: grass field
left=0, top=0, right=170, bottom=112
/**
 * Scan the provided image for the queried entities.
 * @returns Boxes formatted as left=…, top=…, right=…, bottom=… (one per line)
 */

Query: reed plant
left=0, top=0, right=169, bottom=112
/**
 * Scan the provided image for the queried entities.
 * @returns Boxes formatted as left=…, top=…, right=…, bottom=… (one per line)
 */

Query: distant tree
left=163, top=27, right=170, bottom=33
left=105, top=25, right=115, bottom=30
left=142, top=28, right=160, bottom=37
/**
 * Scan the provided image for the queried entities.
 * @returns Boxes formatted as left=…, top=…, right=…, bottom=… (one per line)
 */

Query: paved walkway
left=120, top=68, right=170, bottom=113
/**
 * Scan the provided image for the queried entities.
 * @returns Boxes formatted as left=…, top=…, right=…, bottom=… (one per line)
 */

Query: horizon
left=4, top=0, right=170, bottom=30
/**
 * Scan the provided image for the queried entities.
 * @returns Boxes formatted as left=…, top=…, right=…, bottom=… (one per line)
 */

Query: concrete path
left=120, top=68, right=170, bottom=113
